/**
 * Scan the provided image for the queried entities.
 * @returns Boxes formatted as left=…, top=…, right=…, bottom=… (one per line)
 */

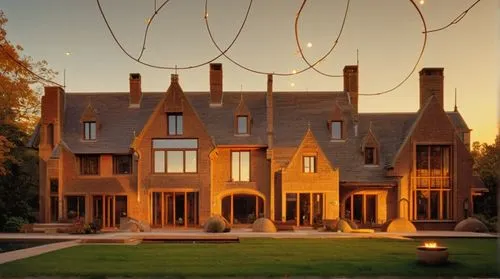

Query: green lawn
left=0, top=238, right=498, bottom=277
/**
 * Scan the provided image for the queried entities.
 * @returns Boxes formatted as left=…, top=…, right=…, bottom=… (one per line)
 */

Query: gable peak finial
left=307, top=121, right=311, bottom=130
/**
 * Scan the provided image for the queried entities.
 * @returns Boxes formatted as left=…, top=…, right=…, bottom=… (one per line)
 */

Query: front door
left=151, top=191, right=199, bottom=227
left=285, top=192, right=324, bottom=226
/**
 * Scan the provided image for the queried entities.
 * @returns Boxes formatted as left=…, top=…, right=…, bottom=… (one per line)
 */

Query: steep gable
left=391, top=96, right=467, bottom=173
left=133, top=75, right=212, bottom=149
left=285, top=127, right=336, bottom=172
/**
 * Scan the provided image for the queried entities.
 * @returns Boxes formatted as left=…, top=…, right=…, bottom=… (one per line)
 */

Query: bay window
left=413, top=145, right=452, bottom=220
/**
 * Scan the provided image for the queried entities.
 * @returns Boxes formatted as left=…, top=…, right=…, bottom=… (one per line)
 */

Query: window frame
left=152, top=139, right=198, bottom=174
left=364, top=147, right=376, bottom=165
left=412, top=145, right=452, bottom=221
left=231, top=150, right=251, bottom=182
left=113, top=155, right=133, bottom=175
left=167, top=113, right=183, bottom=136
left=236, top=115, right=249, bottom=135
left=303, top=156, right=316, bottom=173
left=79, top=154, right=100, bottom=176
left=83, top=121, right=97, bottom=140
left=330, top=121, right=343, bottom=140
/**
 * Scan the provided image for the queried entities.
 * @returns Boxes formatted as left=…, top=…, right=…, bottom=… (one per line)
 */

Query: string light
left=358, top=0, right=427, bottom=96
left=203, top=0, right=347, bottom=76
left=424, top=0, right=481, bottom=33
left=96, top=0, right=253, bottom=70
left=294, top=0, right=349, bottom=78
left=94, top=0, right=474, bottom=98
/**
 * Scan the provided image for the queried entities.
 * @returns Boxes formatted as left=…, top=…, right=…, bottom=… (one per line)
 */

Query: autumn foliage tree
left=471, top=135, right=499, bottom=220
left=0, top=10, right=57, bottom=229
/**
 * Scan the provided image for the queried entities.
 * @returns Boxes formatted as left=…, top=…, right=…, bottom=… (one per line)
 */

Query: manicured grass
left=0, top=238, right=498, bottom=277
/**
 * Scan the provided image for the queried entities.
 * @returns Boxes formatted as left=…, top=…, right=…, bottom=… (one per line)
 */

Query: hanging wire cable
left=96, top=0, right=253, bottom=70
left=0, top=44, right=63, bottom=87
left=294, top=0, right=350, bottom=78
left=204, top=0, right=346, bottom=76
left=137, top=0, right=172, bottom=61
left=358, top=0, right=427, bottom=96
left=424, top=0, right=481, bottom=33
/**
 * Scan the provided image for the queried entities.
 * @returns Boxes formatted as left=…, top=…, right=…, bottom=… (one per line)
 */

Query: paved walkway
left=0, top=229, right=497, bottom=241
left=0, top=240, right=79, bottom=264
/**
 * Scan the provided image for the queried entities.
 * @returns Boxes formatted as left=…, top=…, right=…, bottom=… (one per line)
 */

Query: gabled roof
left=63, top=93, right=161, bottom=154
left=57, top=89, right=471, bottom=183
left=186, top=92, right=267, bottom=145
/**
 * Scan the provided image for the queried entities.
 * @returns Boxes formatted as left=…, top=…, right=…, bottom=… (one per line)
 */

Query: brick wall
left=134, top=79, right=213, bottom=224
left=210, top=147, right=270, bottom=217
left=280, top=130, right=340, bottom=221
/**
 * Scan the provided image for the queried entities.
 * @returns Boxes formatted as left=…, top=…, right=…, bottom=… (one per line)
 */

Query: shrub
left=204, top=215, right=226, bottom=233
left=252, top=218, right=277, bottom=232
left=454, top=217, right=489, bottom=233
left=472, top=215, right=497, bottom=232
left=381, top=218, right=417, bottom=233
left=337, top=219, right=353, bottom=233
left=3, top=216, right=28, bottom=232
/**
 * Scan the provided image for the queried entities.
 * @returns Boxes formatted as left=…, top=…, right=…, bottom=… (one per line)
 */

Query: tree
left=0, top=10, right=56, bottom=229
left=471, top=135, right=499, bottom=219
left=0, top=10, right=58, bottom=131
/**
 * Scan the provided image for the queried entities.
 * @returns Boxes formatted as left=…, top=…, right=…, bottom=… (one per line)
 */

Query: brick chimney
left=266, top=74, right=274, bottom=152
left=343, top=65, right=358, bottom=112
left=419, top=68, right=444, bottom=109
left=209, top=63, right=223, bottom=106
left=41, top=87, right=65, bottom=148
left=129, top=73, right=142, bottom=108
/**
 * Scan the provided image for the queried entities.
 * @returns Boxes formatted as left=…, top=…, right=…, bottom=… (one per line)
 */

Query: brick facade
left=35, top=65, right=476, bottom=230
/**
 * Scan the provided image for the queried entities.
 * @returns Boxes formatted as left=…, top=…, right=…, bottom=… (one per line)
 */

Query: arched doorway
left=221, top=194, right=264, bottom=225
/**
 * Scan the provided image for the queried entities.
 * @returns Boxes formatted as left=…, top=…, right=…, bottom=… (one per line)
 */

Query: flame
left=424, top=242, right=437, bottom=248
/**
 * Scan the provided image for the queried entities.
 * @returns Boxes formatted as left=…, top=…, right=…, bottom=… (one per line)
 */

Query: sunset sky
left=2, top=0, right=498, bottom=143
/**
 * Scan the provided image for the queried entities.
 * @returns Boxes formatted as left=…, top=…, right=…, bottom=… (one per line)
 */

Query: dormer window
left=237, top=115, right=248, bottom=135
left=168, top=113, right=183, bottom=135
left=83, top=121, right=96, bottom=140
left=364, top=147, right=376, bottom=165
left=331, top=121, right=342, bottom=140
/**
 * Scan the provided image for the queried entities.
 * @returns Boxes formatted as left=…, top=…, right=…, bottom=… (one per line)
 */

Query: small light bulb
left=307, top=42, right=312, bottom=48
left=419, top=0, right=424, bottom=5
left=145, top=18, right=151, bottom=24
left=290, top=82, right=295, bottom=87
left=292, top=69, right=297, bottom=74
left=65, top=52, right=71, bottom=56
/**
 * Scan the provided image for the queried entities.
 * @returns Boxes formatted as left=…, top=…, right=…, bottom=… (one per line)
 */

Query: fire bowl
left=416, top=243, right=449, bottom=265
